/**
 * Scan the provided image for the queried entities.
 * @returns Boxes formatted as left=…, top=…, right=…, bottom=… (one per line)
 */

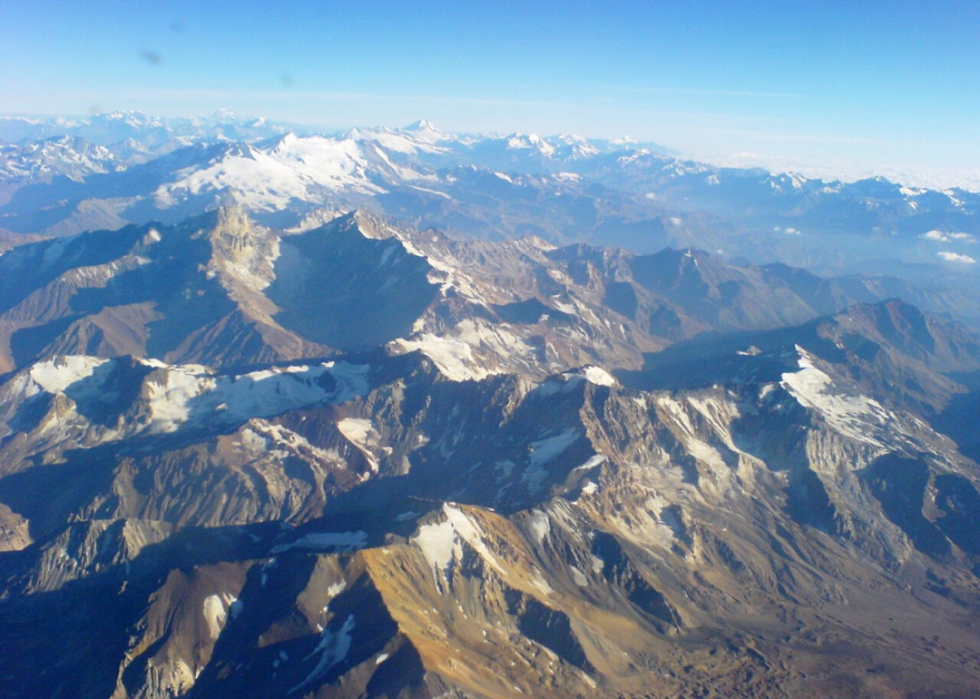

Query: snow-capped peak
left=401, top=119, right=450, bottom=144
left=404, top=119, right=437, bottom=132
left=505, top=133, right=556, bottom=157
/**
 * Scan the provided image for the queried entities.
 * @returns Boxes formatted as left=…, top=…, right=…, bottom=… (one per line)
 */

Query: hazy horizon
left=4, top=107, right=979, bottom=193
left=3, top=0, right=979, bottom=190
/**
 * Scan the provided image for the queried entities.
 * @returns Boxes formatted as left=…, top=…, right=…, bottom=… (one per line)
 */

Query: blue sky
left=2, top=0, right=978, bottom=184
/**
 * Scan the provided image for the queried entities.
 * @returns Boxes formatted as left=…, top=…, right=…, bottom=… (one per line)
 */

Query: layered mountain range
left=0, top=207, right=969, bottom=377
left=1, top=203, right=980, bottom=698
left=2, top=113, right=979, bottom=299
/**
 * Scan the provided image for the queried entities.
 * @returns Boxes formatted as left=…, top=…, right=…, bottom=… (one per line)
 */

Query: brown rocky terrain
left=1, top=210, right=979, bottom=698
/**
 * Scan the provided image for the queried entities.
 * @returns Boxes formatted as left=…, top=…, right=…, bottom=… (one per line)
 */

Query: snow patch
left=246, top=421, right=344, bottom=467
left=28, top=356, right=109, bottom=394
left=336, top=418, right=381, bottom=471
left=202, top=592, right=237, bottom=640
left=581, top=366, right=616, bottom=387
left=157, top=135, right=386, bottom=212
left=531, top=428, right=580, bottom=468
left=392, top=335, right=493, bottom=381
left=686, top=439, right=729, bottom=473
left=292, top=614, right=356, bottom=694
left=781, top=347, right=893, bottom=445
left=140, top=360, right=369, bottom=434
left=523, top=428, right=581, bottom=493
left=527, top=509, right=551, bottom=545
left=414, top=504, right=502, bottom=578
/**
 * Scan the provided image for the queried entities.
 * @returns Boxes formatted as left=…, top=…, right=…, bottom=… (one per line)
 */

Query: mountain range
left=0, top=114, right=979, bottom=698
left=2, top=113, right=978, bottom=289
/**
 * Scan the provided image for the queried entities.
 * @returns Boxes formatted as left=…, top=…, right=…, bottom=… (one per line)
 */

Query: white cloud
left=924, top=230, right=976, bottom=243
left=937, top=251, right=976, bottom=264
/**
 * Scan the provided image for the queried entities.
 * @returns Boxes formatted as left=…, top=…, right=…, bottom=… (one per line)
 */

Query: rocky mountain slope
left=0, top=207, right=963, bottom=377
left=1, top=209, right=979, bottom=698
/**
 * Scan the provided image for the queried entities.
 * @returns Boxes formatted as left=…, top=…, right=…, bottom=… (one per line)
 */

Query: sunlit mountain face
left=0, top=111, right=978, bottom=699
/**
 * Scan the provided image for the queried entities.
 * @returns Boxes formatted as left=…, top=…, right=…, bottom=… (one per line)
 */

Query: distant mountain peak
left=401, top=119, right=448, bottom=144
left=210, top=108, right=244, bottom=120
left=404, top=119, right=438, bottom=132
